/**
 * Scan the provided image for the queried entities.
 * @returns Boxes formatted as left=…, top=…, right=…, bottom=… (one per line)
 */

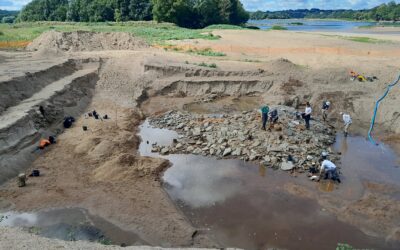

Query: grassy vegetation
left=358, top=25, right=375, bottom=29
left=205, top=24, right=245, bottom=30
left=271, top=25, right=288, bottom=30
left=344, top=36, right=390, bottom=43
left=188, top=47, right=226, bottom=57
left=336, top=243, right=354, bottom=250
left=0, top=21, right=238, bottom=48
left=289, top=22, right=304, bottom=25
left=27, top=226, right=41, bottom=235
left=185, top=60, right=217, bottom=68
left=162, top=45, right=225, bottom=58
left=198, top=62, right=217, bottom=68
left=320, top=33, right=391, bottom=44
left=98, top=238, right=113, bottom=245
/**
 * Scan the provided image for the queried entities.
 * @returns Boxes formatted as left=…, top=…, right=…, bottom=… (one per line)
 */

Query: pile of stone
left=149, top=106, right=340, bottom=172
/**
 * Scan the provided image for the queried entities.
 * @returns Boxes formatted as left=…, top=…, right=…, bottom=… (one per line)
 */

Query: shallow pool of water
left=0, top=207, right=146, bottom=246
left=139, top=120, right=400, bottom=250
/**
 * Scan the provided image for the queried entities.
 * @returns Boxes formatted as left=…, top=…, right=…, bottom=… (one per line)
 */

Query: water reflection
left=138, top=120, right=400, bottom=250
left=164, top=155, right=246, bottom=208
left=0, top=208, right=146, bottom=246
left=334, top=134, right=400, bottom=187
left=258, top=165, right=266, bottom=177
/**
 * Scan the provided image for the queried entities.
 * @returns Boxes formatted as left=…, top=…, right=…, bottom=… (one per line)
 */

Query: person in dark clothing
left=321, top=101, right=330, bottom=121
left=63, top=116, right=75, bottom=128
left=92, top=110, right=99, bottom=119
left=48, top=136, right=56, bottom=144
left=303, top=102, right=312, bottom=130
left=39, top=106, right=45, bottom=117
left=269, top=109, right=279, bottom=124
left=260, top=105, right=270, bottom=130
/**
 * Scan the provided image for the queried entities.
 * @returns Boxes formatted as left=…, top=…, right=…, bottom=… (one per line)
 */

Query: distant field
left=0, top=22, right=248, bottom=49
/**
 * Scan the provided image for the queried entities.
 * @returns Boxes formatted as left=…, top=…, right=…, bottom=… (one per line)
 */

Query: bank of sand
left=0, top=29, right=400, bottom=248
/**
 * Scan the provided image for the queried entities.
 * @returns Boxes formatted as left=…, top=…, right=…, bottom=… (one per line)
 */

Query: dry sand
left=0, top=227, right=228, bottom=250
left=1, top=29, right=400, bottom=248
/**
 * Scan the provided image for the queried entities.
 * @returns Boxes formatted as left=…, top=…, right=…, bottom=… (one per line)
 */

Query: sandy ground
left=172, top=29, right=400, bottom=69
left=0, top=227, right=230, bottom=250
left=1, top=28, right=400, bottom=248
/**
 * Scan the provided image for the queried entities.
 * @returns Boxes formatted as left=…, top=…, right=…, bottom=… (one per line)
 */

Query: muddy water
left=0, top=208, right=146, bottom=246
left=139, top=120, right=400, bottom=250
left=333, top=134, right=400, bottom=199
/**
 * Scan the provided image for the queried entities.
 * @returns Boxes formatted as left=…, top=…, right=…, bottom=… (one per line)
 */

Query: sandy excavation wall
left=0, top=59, right=85, bottom=115
left=144, top=63, right=267, bottom=78
left=0, top=69, right=99, bottom=184
left=27, top=30, right=149, bottom=53
left=158, top=79, right=273, bottom=97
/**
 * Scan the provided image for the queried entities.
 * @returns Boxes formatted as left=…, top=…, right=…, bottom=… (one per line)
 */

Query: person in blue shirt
left=261, top=105, right=269, bottom=130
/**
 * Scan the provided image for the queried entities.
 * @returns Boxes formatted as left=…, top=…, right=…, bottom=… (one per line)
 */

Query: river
left=248, top=19, right=380, bottom=33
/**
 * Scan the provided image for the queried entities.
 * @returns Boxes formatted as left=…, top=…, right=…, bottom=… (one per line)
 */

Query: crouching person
left=319, top=155, right=341, bottom=183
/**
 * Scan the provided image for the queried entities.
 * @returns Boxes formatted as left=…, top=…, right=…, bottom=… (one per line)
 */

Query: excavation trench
left=0, top=60, right=100, bottom=184
left=0, top=59, right=96, bottom=115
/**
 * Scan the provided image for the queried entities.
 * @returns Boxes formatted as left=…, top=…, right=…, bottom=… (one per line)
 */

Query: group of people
left=261, top=105, right=279, bottom=130
left=260, top=101, right=352, bottom=136
left=260, top=101, right=351, bottom=183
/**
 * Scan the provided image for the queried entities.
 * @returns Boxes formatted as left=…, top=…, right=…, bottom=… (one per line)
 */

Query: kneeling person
left=320, top=159, right=341, bottom=183
left=269, top=109, right=279, bottom=124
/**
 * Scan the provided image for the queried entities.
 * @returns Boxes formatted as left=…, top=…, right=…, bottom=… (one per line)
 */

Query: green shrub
left=197, top=62, right=217, bottom=68
left=271, top=25, right=288, bottom=30
left=336, top=243, right=354, bottom=250
left=205, top=24, right=244, bottom=30
left=192, top=48, right=226, bottom=57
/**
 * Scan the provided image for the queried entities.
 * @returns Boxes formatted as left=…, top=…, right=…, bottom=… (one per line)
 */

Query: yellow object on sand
left=357, top=75, right=367, bottom=82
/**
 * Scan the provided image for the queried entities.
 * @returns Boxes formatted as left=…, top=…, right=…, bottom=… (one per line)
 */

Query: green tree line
left=250, top=1, right=400, bottom=21
left=16, top=0, right=249, bottom=28
left=0, top=10, right=19, bottom=23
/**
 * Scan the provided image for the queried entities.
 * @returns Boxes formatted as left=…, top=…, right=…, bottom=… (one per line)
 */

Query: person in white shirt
left=303, top=102, right=312, bottom=129
left=341, top=112, right=352, bottom=137
left=319, top=153, right=341, bottom=183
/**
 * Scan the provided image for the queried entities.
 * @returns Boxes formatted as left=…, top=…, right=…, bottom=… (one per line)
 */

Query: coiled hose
left=368, top=73, right=400, bottom=145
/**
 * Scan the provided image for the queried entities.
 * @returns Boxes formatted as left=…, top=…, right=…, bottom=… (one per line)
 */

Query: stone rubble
left=148, top=106, right=340, bottom=173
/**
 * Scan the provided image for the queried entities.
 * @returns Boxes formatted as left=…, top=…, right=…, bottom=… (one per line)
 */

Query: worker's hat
left=321, top=151, right=329, bottom=157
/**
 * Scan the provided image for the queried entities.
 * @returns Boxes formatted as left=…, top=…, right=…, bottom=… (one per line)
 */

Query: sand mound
left=93, top=154, right=169, bottom=181
left=27, top=30, right=149, bottom=53
left=266, top=58, right=300, bottom=72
